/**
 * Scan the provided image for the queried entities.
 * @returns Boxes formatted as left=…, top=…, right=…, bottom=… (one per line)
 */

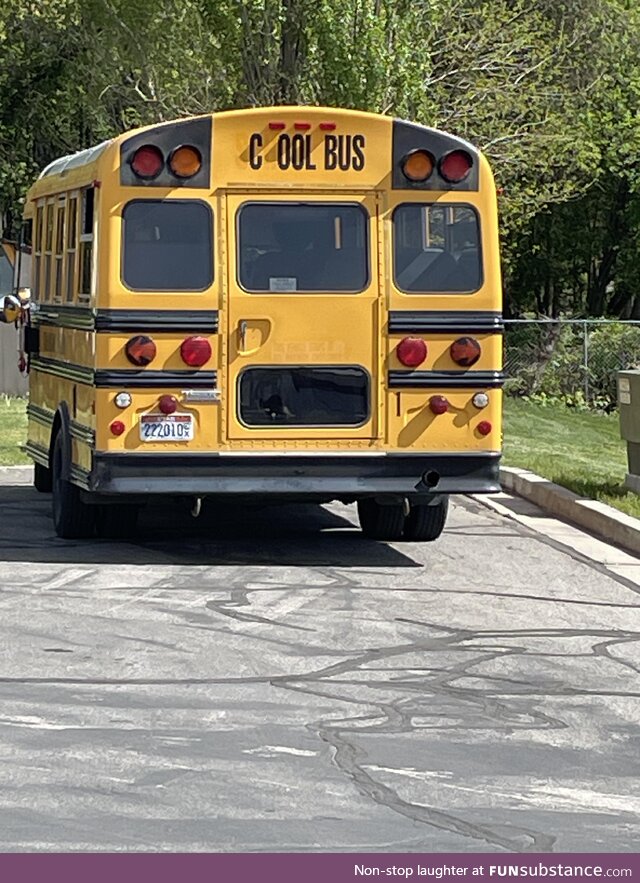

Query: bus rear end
left=85, top=107, right=502, bottom=540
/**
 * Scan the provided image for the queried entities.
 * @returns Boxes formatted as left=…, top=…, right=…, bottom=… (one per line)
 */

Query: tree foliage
left=1, top=0, right=640, bottom=317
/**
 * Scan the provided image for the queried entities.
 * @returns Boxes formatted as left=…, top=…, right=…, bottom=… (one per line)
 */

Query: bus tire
left=34, top=461, right=52, bottom=493
left=51, top=432, right=95, bottom=539
left=404, top=496, right=449, bottom=542
left=357, top=498, right=406, bottom=540
left=95, top=504, right=139, bottom=540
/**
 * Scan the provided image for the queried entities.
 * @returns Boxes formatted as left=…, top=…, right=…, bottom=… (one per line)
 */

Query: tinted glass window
left=238, top=203, right=368, bottom=292
left=239, top=367, right=369, bottom=426
left=123, top=201, right=213, bottom=291
left=394, top=204, right=481, bottom=293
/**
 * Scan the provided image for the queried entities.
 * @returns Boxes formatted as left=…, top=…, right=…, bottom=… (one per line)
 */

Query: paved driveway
left=0, top=479, right=638, bottom=852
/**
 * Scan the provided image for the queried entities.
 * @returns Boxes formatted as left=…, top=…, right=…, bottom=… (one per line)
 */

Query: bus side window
left=33, top=204, right=43, bottom=300
left=78, top=187, right=94, bottom=304
left=43, top=202, right=54, bottom=303
left=66, top=197, right=78, bottom=302
left=54, top=199, right=66, bottom=303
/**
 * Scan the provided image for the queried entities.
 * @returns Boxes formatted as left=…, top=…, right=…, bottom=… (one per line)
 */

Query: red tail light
left=180, top=336, right=211, bottom=367
left=440, top=149, right=473, bottom=183
left=450, top=337, right=481, bottom=367
left=110, top=420, right=125, bottom=436
left=320, top=122, right=336, bottom=131
left=294, top=121, right=311, bottom=130
left=429, top=395, right=449, bottom=415
left=125, top=335, right=156, bottom=366
left=397, top=337, right=427, bottom=368
left=269, top=121, right=286, bottom=130
left=477, top=420, right=492, bottom=436
left=159, top=395, right=178, bottom=415
left=130, top=145, right=164, bottom=179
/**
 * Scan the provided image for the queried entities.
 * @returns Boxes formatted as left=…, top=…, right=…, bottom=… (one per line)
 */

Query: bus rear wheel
left=51, top=432, right=95, bottom=539
left=357, top=498, right=406, bottom=541
left=34, top=461, right=52, bottom=493
left=403, top=496, right=449, bottom=541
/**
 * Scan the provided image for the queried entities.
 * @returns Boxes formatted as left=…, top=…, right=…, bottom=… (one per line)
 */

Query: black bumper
left=88, top=451, right=501, bottom=498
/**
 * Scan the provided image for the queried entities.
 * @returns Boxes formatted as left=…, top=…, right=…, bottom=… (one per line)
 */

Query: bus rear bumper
left=88, top=451, right=501, bottom=498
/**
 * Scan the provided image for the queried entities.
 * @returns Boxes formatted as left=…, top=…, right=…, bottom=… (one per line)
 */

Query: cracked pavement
left=0, top=480, right=638, bottom=852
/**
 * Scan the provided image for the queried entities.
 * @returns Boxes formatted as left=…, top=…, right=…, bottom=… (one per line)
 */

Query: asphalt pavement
left=0, top=478, right=638, bottom=853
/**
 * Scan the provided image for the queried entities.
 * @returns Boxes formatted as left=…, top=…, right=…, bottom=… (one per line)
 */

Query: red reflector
left=180, top=336, right=212, bottom=367
left=450, top=336, right=481, bottom=367
left=125, top=335, right=156, bottom=366
left=477, top=420, right=492, bottom=436
left=320, top=122, right=336, bottom=131
left=429, top=396, right=449, bottom=415
left=294, top=121, right=311, bottom=130
left=159, top=395, right=178, bottom=415
left=397, top=337, right=427, bottom=368
left=269, top=121, right=286, bottom=130
left=110, top=420, right=126, bottom=437
left=440, top=149, right=473, bottom=183
left=130, top=145, right=164, bottom=179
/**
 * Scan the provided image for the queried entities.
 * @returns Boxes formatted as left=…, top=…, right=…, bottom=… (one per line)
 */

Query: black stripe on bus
left=31, top=356, right=94, bottom=385
left=34, top=305, right=94, bottom=331
left=25, top=440, right=50, bottom=468
left=388, top=370, right=504, bottom=389
left=26, top=402, right=54, bottom=427
left=388, top=311, right=503, bottom=334
left=94, top=369, right=217, bottom=389
left=70, top=420, right=96, bottom=447
left=94, top=310, right=219, bottom=333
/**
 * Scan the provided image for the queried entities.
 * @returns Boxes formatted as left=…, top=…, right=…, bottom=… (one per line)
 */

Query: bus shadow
left=0, top=485, right=421, bottom=567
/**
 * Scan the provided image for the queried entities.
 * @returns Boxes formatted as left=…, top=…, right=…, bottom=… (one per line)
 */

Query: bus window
left=122, top=200, right=213, bottom=291
left=54, top=201, right=65, bottom=302
left=393, top=204, right=482, bottom=293
left=238, top=203, right=368, bottom=292
left=33, top=205, right=43, bottom=299
left=238, top=366, right=369, bottom=427
left=66, top=197, right=78, bottom=302
left=44, top=202, right=54, bottom=301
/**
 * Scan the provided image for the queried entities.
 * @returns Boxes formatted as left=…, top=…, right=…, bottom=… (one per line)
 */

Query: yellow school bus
left=6, top=106, right=502, bottom=540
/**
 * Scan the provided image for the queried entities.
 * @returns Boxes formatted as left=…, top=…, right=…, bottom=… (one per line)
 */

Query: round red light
left=429, top=395, right=449, bottom=415
left=125, top=335, right=156, bottom=366
left=110, top=420, right=126, bottom=436
left=131, top=145, right=164, bottom=179
left=159, top=395, right=178, bottom=415
left=440, top=149, right=473, bottom=183
left=397, top=337, right=427, bottom=368
left=477, top=420, right=492, bottom=436
left=180, top=336, right=212, bottom=367
left=450, top=336, right=481, bottom=367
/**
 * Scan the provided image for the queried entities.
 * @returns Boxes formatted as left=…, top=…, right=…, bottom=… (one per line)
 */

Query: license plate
left=139, top=414, right=194, bottom=442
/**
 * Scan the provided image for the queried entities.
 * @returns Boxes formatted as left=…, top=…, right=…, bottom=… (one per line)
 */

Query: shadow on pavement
left=0, top=485, right=421, bottom=567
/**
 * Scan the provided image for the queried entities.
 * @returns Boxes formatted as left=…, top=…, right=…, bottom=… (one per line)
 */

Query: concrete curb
left=0, top=465, right=33, bottom=484
left=500, top=466, right=640, bottom=557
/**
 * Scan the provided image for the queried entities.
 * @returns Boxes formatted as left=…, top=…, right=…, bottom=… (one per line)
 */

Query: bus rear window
left=238, top=203, right=368, bottom=292
left=239, top=366, right=369, bottom=426
left=122, top=200, right=213, bottom=291
left=393, top=204, right=482, bottom=293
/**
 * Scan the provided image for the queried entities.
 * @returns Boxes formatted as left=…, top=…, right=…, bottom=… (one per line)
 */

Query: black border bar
left=388, top=370, right=504, bottom=388
left=388, top=310, right=503, bottom=334
left=95, top=310, right=219, bottom=333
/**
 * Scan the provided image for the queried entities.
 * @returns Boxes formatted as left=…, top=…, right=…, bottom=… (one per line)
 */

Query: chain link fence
left=503, top=319, right=640, bottom=408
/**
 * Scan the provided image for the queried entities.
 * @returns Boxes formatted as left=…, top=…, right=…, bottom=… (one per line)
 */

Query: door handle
left=238, top=320, right=248, bottom=350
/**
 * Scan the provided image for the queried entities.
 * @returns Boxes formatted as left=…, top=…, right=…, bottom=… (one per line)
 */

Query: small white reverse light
left=472, top=392, right=489, bottom=409
left=115, top=391, right=132, bottom=409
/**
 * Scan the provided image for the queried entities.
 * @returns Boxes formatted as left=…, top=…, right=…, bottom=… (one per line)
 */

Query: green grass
left=0, top=394, right=637, bottom=517
left=0, top=396, right=29, bottom=466
left=503, top=397, right=640, bottom=517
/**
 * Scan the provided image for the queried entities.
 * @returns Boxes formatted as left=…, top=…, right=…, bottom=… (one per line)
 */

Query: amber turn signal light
left=450, top=337, right=481, bottom=367
left=169, top=145, right=202, bottom=178
left=401, top=149, right=434, bottom=183
left=125, top=335, right=157, bottom=366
